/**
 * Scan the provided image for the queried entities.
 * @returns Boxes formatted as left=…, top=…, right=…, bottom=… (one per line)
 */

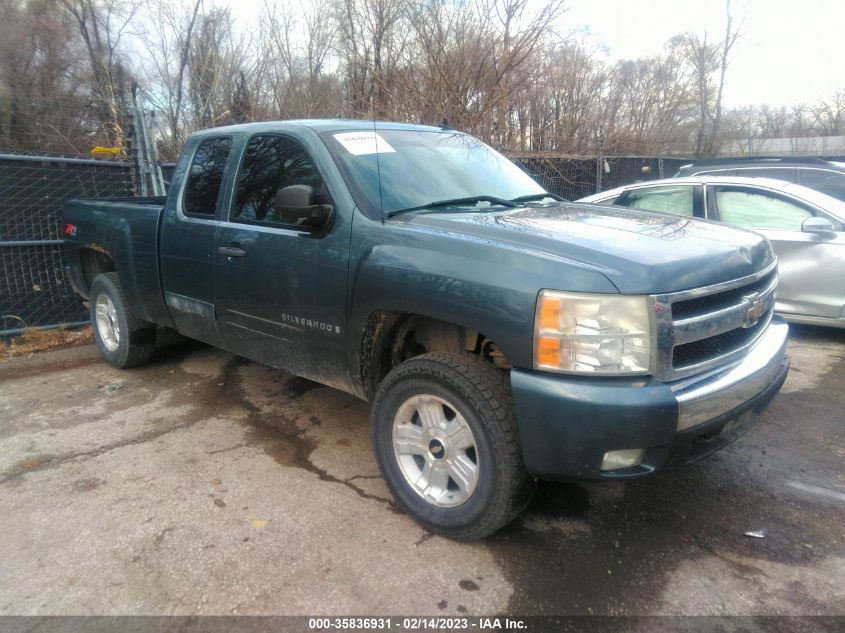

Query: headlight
left=534, top=290, right=654, bottom=375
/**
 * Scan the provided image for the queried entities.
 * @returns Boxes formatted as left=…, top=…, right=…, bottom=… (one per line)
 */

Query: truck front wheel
left=89, top=272, right=156, bottom=369
left=371, top=352, right=535, bottom=540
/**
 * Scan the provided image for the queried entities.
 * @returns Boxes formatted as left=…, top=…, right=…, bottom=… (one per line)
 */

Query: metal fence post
left=595, top=127, right=605, bottom=194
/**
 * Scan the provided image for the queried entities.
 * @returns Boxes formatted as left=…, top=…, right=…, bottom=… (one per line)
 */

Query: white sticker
left=333, top=131, right=396, bottom=156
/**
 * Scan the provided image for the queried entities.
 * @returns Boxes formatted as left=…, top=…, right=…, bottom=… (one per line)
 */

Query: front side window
left=619, top=185, right=695, bottom=217
left=714, top=187, right=812, bottom=231
left=183, top=137, right=232, bottom=216
left=232, top=135, right=325, bottom=226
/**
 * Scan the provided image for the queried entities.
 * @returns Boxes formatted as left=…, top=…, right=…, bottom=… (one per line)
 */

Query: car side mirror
left=273, top=184, right=335, bottom=235
left=801, top=216, right=835, bottom=234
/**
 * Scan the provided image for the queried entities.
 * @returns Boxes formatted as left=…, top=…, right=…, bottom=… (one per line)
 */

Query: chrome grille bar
left=652, top=259, right=778, bottom=382
left=672, top=274, right=777, bottom=345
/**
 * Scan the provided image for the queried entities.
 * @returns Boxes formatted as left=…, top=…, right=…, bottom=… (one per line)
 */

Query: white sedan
left=579, top=176, right=845, bottom=328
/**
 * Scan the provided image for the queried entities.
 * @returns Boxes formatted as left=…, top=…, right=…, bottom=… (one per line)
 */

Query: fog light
left=600, top=448, right=645, bottom=471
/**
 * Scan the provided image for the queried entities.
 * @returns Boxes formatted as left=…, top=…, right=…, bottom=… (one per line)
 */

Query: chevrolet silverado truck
left=63, top=120, right=790, bottom=539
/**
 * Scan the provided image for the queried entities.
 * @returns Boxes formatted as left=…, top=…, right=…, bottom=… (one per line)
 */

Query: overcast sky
left=227, top=0, right=845, bottom=109
left=561, top=0, right=844, bottom=108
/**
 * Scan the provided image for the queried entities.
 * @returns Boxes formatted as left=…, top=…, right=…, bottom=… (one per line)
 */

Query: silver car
left=579, top=176, right=845, bottom=328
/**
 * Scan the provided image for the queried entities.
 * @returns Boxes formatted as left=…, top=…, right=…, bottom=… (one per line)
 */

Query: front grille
left=672, top=270, right=777, bottom=319
left=653, top=261, right=778, bottom=381
left=672, top=318, right=768, bottom=368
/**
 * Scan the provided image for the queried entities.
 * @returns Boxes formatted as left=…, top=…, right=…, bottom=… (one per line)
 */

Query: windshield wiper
left=511, top=192, right=566, bottom=203
left=387, top=195, right=518, bottom=218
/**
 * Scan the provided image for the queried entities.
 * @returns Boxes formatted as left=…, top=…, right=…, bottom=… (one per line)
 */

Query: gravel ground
left=0, top=325, right=842, bottom=621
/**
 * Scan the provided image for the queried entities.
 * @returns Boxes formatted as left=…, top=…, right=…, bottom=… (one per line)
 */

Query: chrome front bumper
left=672, top=319, right=790, bottom=431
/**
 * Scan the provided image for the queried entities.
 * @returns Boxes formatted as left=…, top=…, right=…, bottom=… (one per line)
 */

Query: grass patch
left=1, top=327, right=94, bottom=360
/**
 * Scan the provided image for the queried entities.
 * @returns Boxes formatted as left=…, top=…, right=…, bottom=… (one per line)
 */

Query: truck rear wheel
left=371, top=352, right=535, bottom=540
left=89, top=272, right=156, bottom=369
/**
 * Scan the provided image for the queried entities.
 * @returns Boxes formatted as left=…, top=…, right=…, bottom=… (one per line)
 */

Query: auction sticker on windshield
left=333, top=131, right=396, bottom=155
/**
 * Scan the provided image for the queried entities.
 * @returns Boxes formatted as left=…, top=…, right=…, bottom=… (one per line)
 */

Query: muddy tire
left=89, top=272, right=156, bottom=369
left=371, top=352, right=535, bottom=540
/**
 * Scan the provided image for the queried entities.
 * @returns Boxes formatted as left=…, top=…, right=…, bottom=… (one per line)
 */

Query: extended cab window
left=232, top=134, right=327, bottom=226
left=183, top=137, right=232, bottom=216
left=618, top=185, right=696, bottom=217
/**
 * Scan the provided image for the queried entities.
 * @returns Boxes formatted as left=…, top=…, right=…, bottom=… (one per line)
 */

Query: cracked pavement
left=0, top=326, right=843, bottom=619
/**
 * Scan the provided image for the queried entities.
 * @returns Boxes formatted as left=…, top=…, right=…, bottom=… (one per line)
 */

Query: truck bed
left=63, top=196, right=169, bottom=326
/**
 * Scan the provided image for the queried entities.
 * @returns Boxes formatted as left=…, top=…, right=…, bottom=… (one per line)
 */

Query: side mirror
left=801, top=216, right=835, bottom=234
left=273, top=184, right=334, bottom=234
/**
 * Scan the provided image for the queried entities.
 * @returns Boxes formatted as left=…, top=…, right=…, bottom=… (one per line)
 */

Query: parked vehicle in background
left=63, top=121, right=789, bottom=539
left=579, top=176, right=845, bottom=328
left=674, top=157, right=845, bottom=202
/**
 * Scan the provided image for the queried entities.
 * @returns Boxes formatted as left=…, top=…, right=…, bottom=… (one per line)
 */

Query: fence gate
left=0, top=155, right=133, bottom=336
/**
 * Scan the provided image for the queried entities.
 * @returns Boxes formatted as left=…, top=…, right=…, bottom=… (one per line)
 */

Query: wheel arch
left=358, top=310, right=512, bottom=401
left=78, top=246, right=117, bottom=296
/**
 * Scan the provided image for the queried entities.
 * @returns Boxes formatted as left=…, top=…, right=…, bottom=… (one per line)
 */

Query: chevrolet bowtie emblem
left=742, top=292, right=765, bottom=328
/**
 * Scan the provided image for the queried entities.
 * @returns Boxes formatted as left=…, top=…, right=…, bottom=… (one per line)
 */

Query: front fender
left=346, top=217, right=619, bottom=393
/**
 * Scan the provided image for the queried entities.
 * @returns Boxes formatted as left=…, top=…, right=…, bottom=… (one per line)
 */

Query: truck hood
left=403, top=203, right=774, bottom=294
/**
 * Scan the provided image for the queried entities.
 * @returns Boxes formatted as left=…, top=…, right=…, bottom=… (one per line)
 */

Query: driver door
left=213, top=133, right=351, bottom=387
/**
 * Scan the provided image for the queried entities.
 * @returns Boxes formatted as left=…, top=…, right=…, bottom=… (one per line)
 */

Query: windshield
left=322, top=128, right=545, bottom=216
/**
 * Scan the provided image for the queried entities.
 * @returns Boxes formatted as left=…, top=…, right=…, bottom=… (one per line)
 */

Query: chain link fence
left=511, top=155, right=694, bottom=200
left=1, top=155, right=133, bottom=336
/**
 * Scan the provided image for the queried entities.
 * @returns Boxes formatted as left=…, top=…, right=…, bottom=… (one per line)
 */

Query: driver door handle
left=218, top=246, right=247, bottom=258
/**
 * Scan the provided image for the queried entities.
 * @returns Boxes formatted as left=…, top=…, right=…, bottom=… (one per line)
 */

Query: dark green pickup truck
left=63, top=120, right=790, bottom=539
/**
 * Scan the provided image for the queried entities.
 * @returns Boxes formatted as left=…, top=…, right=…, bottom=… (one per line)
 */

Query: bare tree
left=60, top=0, right=144, bottom=149
left=259, top=0, right=341, bottom=119
left=186, top=7, right=254, bottom=128
left=0, top=0, right=90, bottom=153
left=138, top=0, right=202, bottom=155
left=677, top=0, right=741, bottom=157
left=4, top=0, right=840, bottom=161
left=399, top=0, right=564, bottom=143
left=809, top=90, right=845, bottom=136
left=602, top=39, right=697, bottom=155
left=335, top=0, right=407, bottom=117
left=519, top=39, right=608, bottom=153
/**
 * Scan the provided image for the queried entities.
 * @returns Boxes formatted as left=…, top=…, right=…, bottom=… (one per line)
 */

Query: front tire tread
left=372, top=352, right=534, bottom=540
